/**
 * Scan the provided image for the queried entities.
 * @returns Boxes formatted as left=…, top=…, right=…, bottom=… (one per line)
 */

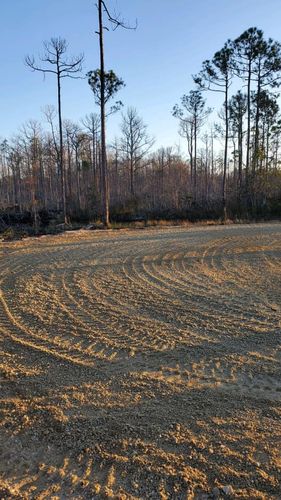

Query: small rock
left=222, top=485, right=234, bottom=495
left=212, top=486, right=220, bottom=497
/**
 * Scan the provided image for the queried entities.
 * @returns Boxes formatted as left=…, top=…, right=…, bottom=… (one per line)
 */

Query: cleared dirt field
left=0, top=223, right=280, bottom=499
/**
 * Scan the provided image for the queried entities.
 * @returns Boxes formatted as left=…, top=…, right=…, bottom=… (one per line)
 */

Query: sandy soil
left=0, top=223, right=280, bottom=499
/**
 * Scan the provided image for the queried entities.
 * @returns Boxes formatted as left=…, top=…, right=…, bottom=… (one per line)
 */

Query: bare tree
left=120, top=107, right=154, bottom=197
left=0, top=139, right=11, bottom=207
left=25, top=38, right=84, bottom=223
left=81, top=113, right=100, bottom=192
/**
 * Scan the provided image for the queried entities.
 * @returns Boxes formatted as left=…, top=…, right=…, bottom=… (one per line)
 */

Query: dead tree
left=120, top=107, right=154, bottom=197
left=25, top=38, right=83, bottom=223
left=81, top=113, right=100, bottom=192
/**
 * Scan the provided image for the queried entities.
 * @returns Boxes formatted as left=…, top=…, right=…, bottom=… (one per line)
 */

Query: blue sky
left=1, top=0, right=281, bottom=151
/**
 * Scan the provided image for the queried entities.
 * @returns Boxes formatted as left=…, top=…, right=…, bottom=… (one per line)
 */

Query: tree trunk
left=238, top=118, right=243, bottom=210
left=57, top=68, right=67, bottom=223
left=194, top=117, right=197, bottom=202
left=99, top=0, right=110, bottom=227
left=253, top=61, right=261, bottom=181
left=246, top=60, right=252, bottom=198
left=222, top=79, right=229, bottom=220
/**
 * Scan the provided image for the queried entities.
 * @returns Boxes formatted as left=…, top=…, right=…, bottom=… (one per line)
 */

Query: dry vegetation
left=0, top=223, right=280, bottom=499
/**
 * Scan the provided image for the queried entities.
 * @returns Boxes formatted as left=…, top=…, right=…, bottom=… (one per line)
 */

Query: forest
left=1, top=21, right=281, bottom=232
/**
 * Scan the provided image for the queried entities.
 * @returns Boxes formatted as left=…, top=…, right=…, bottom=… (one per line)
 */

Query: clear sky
left=1, top=0, right=281, bottom=151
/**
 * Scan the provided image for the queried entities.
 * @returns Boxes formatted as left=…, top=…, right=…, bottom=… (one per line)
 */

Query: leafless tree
left=81, top=113, right=100, bottom=191
left=25, top=38, right=84, bottom=223
left=120, top=107, right=154, bottom=196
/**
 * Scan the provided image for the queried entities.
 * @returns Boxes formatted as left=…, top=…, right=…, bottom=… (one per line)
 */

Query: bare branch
left=101, top=1, right=137, bottom=31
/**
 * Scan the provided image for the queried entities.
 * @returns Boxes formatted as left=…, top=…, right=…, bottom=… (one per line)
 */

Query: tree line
left=1, top=17, right=281, bottom=229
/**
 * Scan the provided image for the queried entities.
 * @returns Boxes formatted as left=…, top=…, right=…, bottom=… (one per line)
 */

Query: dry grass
left=0, top=223, right=280, bottom=499
left=110, top=218, right=228, bottom=230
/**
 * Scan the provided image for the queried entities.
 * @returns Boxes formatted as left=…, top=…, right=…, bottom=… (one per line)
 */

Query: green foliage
left=173, top=90, right=209, bottom=119
left=229, top=91, right=247, bottom=131
left=234, top=27, right=281, bottom=87
left=194, top=41, right=234, bottom=92
left=87, top=69, right=125, bottom=105
left=82, top=160, right=90, bottom=170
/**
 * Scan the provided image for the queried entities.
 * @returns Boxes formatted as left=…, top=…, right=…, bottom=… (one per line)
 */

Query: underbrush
left=0, top=215, right=278, bottom=242
left=0, top=222, right=84, bottom=241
